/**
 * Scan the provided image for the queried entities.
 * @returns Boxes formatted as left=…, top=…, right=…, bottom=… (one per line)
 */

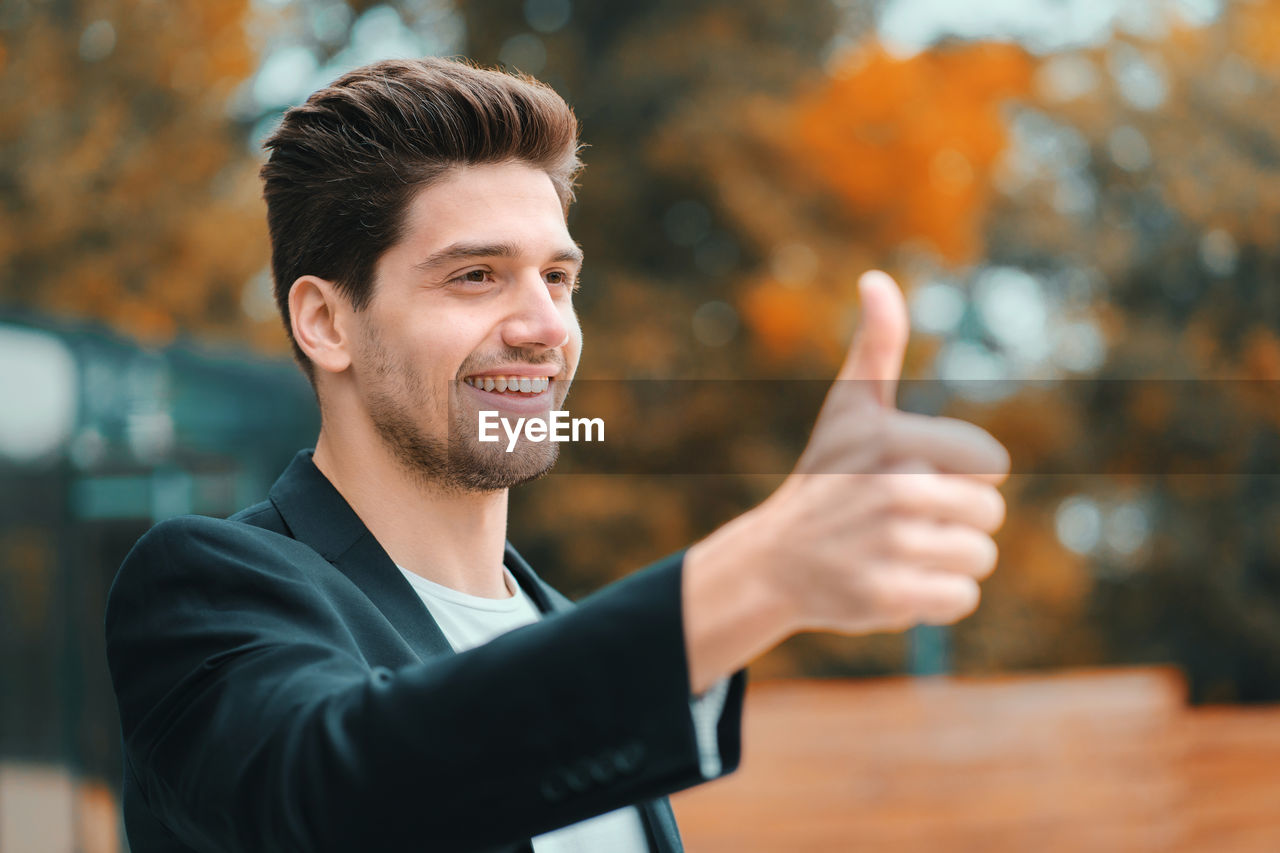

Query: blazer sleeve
left=104, top=515, right=745, bottom=853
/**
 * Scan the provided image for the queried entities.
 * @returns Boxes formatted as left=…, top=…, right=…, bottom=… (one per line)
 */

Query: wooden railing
left=671, top=668, right=1280, bottom=852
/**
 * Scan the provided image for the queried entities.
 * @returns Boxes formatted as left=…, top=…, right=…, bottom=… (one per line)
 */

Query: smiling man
left=105, top=58, right=1010, bottom=853
left=294, top=158, right=586, bottom=592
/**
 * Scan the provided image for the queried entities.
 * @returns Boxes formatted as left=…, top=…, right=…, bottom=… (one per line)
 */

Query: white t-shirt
left=397, top=564, right=729, bottom=853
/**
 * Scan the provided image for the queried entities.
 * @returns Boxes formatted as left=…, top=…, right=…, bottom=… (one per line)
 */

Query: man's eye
left=453, top=270, right=492, bottom=285
left=546, top=271, right=578, bottom=290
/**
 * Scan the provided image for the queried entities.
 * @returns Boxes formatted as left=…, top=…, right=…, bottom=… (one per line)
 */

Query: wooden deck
left=671, top=668, right=1280, bottom=852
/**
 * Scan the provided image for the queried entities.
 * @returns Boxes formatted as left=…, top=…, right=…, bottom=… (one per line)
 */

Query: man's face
left=349, top=161, right=583, bottom=492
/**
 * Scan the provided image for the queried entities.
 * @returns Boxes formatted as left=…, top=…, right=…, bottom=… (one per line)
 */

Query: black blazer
left=105, top=450, right=746, bottom=852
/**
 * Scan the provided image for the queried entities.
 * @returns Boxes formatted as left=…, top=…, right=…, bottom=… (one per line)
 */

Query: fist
left=758, top=271, right=1010, bottom=635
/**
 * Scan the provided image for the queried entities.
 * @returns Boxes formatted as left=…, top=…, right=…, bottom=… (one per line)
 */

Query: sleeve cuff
left=688, top=676, right=732, bottom=779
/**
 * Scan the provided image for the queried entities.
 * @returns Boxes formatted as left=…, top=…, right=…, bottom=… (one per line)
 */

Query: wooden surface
left=670, top=668, right=1280, bottom=852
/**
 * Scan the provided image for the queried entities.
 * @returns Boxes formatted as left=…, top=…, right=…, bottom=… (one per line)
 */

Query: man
left=105, top=58, right=1009, bottom=852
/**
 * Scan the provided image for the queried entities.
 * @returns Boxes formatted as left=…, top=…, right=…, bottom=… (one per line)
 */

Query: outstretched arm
left=107, top=520, right=741, bottom=853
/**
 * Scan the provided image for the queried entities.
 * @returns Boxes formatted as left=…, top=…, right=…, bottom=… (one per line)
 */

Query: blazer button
left=561, top=766, right=589, bottom=793
left=612, top=742, right=645, bottom=774
left=540, top=778, right=565, bottom=802
left=587, top=756, right=614, bottom=784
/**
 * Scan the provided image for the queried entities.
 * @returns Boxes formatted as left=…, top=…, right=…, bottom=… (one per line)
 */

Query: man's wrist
left=682, top=508, right=797, bottom=694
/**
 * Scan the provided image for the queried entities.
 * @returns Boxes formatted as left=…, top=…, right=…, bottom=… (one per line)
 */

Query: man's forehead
left=397, top=163, right=574, bottom=258
left=405, top=163, right=565, bottom=218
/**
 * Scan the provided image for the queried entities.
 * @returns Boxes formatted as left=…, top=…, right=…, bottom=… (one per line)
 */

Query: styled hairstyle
left=260, top=57, right=583, bottom=376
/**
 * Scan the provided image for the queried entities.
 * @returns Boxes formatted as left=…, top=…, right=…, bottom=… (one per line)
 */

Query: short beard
left=361, top=328, right=561, bottom=494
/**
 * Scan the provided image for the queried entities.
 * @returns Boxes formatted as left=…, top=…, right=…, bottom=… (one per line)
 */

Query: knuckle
left=952, top=581, right=982, bottom=618
left=971, top=536, right=999, bottom=579
left=991, top=437, right=1013, bottom=476
left=985, top=488, right=1007, bottom=531
left=951, top=529, right=992, bottom=576
left=944, top=415, right=991, bottom=447
left=880, top=473, right=919, bottom=508
left=880, top=518, right=918, bottom=557
left=929, top=578, right=981, bottom=623
left=866, top=573, right=910, bottom=621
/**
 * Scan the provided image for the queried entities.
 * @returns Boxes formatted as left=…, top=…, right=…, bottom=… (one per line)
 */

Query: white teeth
left=465, top=375, right=551, bottom=392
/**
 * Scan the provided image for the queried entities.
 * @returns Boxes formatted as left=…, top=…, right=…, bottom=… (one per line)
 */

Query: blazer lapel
left=503, top=543, right=565, bottom=615
left=336, top=529, right=455, bottom=658
left=268, top=450, right=452, bottom=659
left=638, top=799, right=684, bottom=853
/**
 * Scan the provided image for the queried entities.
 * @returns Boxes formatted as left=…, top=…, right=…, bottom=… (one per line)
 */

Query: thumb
left=837, top=270, right=909, bottom=407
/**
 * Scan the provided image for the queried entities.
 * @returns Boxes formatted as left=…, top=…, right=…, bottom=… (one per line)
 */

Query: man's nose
left=501, top=273, right=571, bottom=350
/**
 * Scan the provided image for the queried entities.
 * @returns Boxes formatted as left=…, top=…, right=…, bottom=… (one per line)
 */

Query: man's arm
left=106, top=518, right=741, bottom=853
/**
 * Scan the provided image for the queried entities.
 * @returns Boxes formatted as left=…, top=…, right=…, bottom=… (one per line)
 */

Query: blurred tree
left=1007, top=0, right=1280, bottom=701
left=692, top=41, right=1035, bottom=364
left=0, top=0, right=279, bottom=348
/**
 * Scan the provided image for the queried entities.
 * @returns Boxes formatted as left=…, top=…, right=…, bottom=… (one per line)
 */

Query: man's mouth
left=461, top=375, right=552, bottom=395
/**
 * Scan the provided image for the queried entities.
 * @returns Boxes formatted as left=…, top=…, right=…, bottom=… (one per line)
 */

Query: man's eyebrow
left=414, top=242, right=584, bottom=270
left=552, top=245, right=586, bottom=265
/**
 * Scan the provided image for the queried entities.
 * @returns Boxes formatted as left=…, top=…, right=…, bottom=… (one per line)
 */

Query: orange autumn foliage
left=0, top=0, right=272, bottom=348
left=1235, top=0, right=1280, bottom=68
left=739, top=275, right=851, bottom=363
left=783, top=43, right=1034, bottom=264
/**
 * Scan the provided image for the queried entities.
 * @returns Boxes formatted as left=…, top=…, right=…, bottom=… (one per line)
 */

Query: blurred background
left=2, top=0, right=1279, bottom=849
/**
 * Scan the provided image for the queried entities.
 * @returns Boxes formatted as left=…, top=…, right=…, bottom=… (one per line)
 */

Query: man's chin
left=441, top=440, right=560, bottom=493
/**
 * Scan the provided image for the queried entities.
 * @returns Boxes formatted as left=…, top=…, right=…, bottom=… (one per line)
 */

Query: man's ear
left=289, top=275, right=353, bottom=375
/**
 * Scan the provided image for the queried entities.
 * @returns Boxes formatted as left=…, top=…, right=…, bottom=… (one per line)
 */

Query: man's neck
left=312, top=426, right=511, bottom=599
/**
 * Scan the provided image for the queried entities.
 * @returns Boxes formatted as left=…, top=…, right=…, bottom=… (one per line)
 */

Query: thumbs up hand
left=762, top=270, right=1010, bottom=635
left=683, top=270, right=1011, bottom=692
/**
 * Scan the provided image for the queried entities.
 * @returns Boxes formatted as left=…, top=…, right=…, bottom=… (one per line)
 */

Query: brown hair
left=260, top=57, right=583, bottom=376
